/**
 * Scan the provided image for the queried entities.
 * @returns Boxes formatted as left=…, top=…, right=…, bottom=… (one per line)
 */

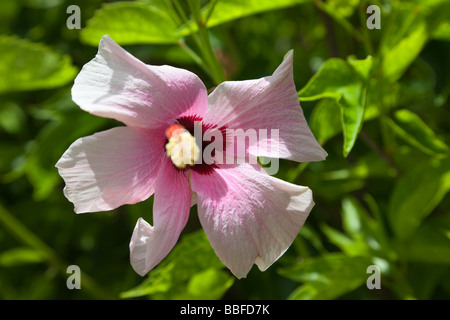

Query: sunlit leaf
left=380, top=13, right=428, bottom=82
left=342, top=197, right=363, bottom=236
left=120, top=230, right=233, bottom=300
left=81, top=2, right=183, bottom=46
left=299, top=56, right=373, bottom=157
left=310, top=70, right=432, bottom=147
left=279, top=253, right=372, bottom=300
left=185, top=268, right=234, bottom=300
left=383, top=109, right=449, bottom=157
left=321, top=224, right=369, bottom=256
left=0, top=36, right=77, bottom=93
left=203, top=0, right=313, bottom=28
left=309, top=99, right=341, bottom=145
left=320, top=0, right=359, bottom=18
left=379, top=1, right=450, bottom=81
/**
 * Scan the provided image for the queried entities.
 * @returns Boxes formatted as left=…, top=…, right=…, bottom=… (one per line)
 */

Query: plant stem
left=204, top=0, right=219, bottom=25
left=164, top=0, right=182, bottom=25
left=179, top=39, right=208, bottom=71
left=187, top=0, right=226, bottom=85
left=172, top=0, right=190, bottom=24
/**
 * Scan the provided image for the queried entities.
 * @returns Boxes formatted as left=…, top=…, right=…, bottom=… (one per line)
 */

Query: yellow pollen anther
left=165, top=125, right=200, bottom=169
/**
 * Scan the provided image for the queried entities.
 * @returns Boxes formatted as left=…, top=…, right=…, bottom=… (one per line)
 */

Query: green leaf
left=0, top=247, right=45, bottom=267
left=203, top=0, right=313, bottom=28
left=21, top=0, right=64, bottom=9
left=0, top=36, right=77, bottom=94
left=341, top=197, right=363, bottom=236
left=407, top=216, right=450, bottom=265
left=321, top=153, right=397, bottom=181
left=309, top=99, right=341, bottom=145
left=383, top=109, right=449, bottom=157
left=347, top=56, right=374, bottom=81
left=365, top=57, right=435, bottom=121
left=298, top=225, right=327, bottom=255
left=299, top=56, right=373, bottom=157
left=120, top=230, right=233, bottom=299
left=3, top=90, right=109, bottom=199
left=318, top=196, right=394, bottom=261
left=279, top=253, right=372, bottom=300
left=315, top=0, right=362, bottom=42
left=0, top=101, right=26, bottom=134
left=299, top=59, right=357, bottom=101
left=342, top=196, right=394, bottom=261
left=419, top=0, right=450, bottom=31
left=379, top=1, right=450, bottom=82
left=177, top=0, right=314, bottom=38
left=24, top=91, right=109, bottom=201
left=433, top=21, right=450, bottom=41
left=388, top=158, right=450, bottom=240
left=309, top=70, right=433, bottom=148
left=185, top=268, right=234, bottom=300
left=81, top=2, right=183, bottom=46
left=320, top=0, right=359, bottom=19
left=321, top=224, right=369, bottom=257
left=380, top=11, right=428, bottom=82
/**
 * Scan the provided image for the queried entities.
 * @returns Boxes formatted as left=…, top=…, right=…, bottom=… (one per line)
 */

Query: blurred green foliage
left=0, top=0, right=449, bottom=300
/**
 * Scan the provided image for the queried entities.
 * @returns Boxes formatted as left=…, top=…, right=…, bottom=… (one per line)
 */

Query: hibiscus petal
left=191, top=163, right=313, bottom=279
left=130, top=157, right=191, bottom=276
left=55, top=127, right=164, bottom=213
left=204, top=50, right=327, bottom=162
left=72, top=35, right=208, bottom=129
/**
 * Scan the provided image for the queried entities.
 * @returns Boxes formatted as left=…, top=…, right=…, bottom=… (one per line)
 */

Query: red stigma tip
left=165, top=124, right=185, bottom=138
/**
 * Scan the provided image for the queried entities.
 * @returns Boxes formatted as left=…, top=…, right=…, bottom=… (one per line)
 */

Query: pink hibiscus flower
left=56, top=35, right=327, bottom=279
